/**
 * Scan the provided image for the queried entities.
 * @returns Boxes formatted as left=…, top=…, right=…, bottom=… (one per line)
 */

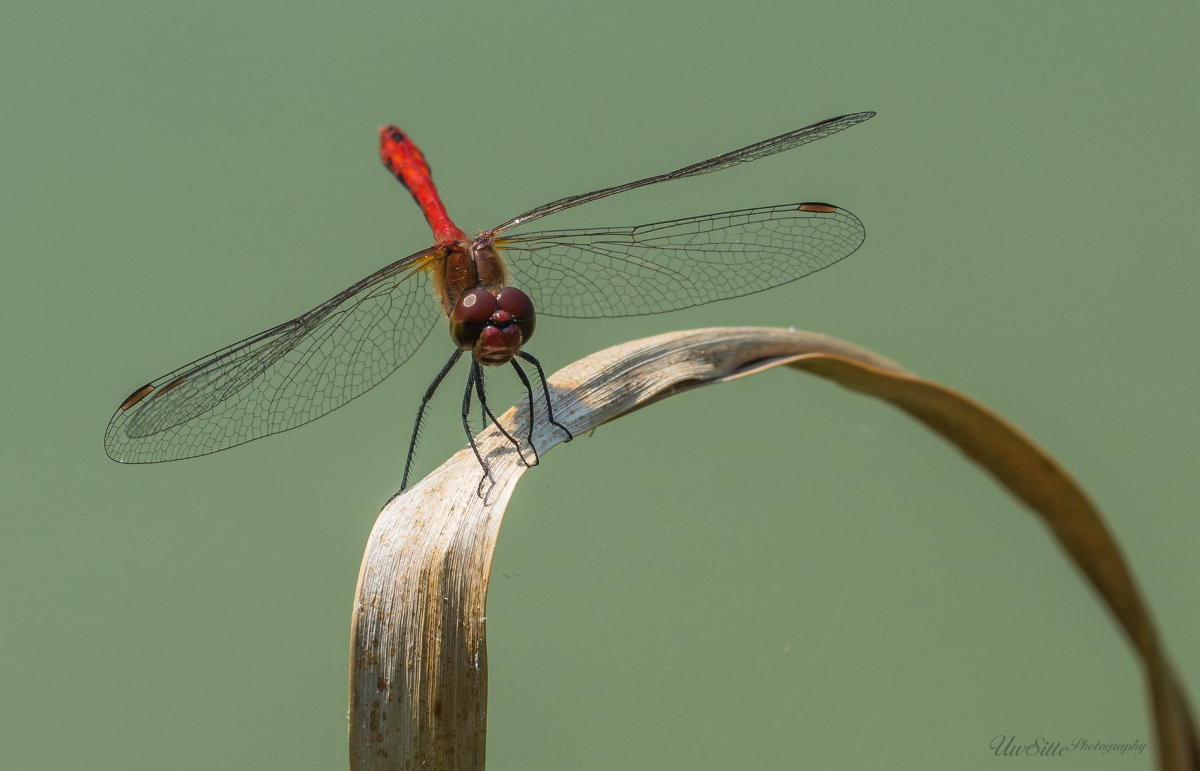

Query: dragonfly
left=105, top=111, right=874, bottom=492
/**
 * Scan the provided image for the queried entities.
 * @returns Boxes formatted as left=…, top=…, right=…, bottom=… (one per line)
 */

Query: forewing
left=491, top=112, right=874, bottom=234
left=495, top=203, right=865, bottom=318
left=104, top=249, right=444, bottom=463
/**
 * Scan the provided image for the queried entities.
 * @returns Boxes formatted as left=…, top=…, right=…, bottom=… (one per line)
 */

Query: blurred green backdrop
left=2, top=1, right=1197, bottom=769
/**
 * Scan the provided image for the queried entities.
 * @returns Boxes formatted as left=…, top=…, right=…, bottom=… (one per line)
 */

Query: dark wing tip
left=822, top=111, right=876, bottom=125
left=118, top=383, right=155, bottom=411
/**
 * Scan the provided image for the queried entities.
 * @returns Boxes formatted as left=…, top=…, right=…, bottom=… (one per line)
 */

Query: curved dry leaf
left=776, top=354, right=1198, bottom=771
left=348, top=327, right=1196, bottom=771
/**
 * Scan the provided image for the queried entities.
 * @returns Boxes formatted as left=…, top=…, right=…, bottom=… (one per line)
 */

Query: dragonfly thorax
left=427, top=239, right=508, bottom=312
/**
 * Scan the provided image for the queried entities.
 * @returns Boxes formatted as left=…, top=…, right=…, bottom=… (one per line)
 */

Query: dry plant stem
left=779, top=355, right=1199, bottom=771
left=348, top=327, right=1196, bottom=771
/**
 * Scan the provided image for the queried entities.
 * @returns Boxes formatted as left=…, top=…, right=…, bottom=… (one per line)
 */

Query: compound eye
left=449, top=289, right=498, bottom=349
left=496, top=287, right=536, bottom=343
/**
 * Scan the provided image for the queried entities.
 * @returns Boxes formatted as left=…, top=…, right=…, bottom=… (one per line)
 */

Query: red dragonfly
left=105, top=111, right=874, bottom=490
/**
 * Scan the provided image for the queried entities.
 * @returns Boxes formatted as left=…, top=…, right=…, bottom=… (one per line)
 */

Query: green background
left=3, top=1, right=1197, bottom=768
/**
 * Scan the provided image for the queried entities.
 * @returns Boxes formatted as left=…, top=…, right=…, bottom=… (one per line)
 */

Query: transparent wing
left=104, top=248, right=445, bottom=463
left=490, top=112, right=874, bottom=235
left=494, top=203, right=865, bottom=318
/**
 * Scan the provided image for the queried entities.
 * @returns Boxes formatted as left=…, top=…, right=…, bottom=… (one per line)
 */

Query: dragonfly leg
left=400, top=348, right=463, bottom=492
left=473, top=361, right=534, bottom=468
left=463, top=361, right=495, bottom=497
left=508, top=358, right=540, bottom=464
left=517, top=351, right=573, bottom=442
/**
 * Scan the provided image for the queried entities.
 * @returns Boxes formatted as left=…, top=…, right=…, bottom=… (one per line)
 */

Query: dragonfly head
left=450, top=287, right=536, bottom=366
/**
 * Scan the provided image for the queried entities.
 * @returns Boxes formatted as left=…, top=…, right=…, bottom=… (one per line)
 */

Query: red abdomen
left=379, top=126, right=465, bottom=245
